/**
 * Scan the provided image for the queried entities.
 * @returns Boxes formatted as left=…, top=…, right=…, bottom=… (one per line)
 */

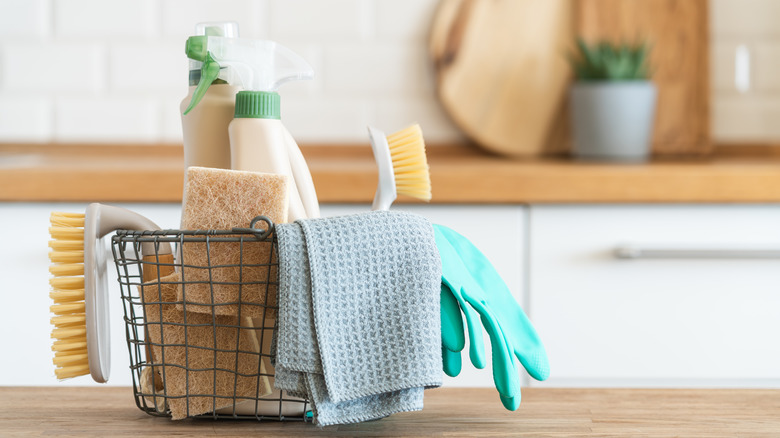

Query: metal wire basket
left=111, top=216, right=310, bottom=421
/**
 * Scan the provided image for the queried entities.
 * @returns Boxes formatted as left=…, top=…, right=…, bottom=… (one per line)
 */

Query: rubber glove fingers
left=516, top=346, right=551, bottom=382
left=442, top=345, right=462, bottom=377
left=436, top=228, right=487, bottom=369
left=501, top=394, right=521, bottom=411
left=435, top=224, right=550, bottom=382
left=470, top=294, right=521, bottom=400
left=442, top=279, right=486, bottom=370
left=441, top=284, right=466, bottom=377
left=440, top=284, right=465, bottom=352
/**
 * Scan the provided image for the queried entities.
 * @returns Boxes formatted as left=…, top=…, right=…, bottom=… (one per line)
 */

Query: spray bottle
left=180, top=22, right=240, bottom=172
left=183, top=36, right=320, bottom=222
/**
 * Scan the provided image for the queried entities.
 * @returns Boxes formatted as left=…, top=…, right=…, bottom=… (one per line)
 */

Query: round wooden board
left=430, top=0, right=573, bottom=157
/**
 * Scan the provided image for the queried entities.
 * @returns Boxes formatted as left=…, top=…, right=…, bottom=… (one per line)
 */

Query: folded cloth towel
left=273, top=210, right=442, bottom=426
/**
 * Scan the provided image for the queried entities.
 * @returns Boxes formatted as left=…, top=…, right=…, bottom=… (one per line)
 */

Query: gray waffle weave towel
left=273, top=210, right=442, bottom=426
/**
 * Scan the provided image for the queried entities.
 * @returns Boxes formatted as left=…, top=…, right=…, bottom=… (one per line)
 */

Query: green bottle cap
left=185, top=35, right=208, bottom=61
left=234, top=91, right=280, bottom=119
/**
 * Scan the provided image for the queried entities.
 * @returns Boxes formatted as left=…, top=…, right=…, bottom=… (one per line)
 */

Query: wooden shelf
left=3, top=143, right=780, bottom=203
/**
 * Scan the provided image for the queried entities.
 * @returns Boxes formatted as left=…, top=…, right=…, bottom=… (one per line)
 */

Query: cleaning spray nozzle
left=185, top=35, right=209, bottom=61
left=183, top=36, right=314, bottom=115
left=183, top=36, right=222, bottom=114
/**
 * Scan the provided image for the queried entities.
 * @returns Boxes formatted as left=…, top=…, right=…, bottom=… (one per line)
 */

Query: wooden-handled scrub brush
left=49, top=203, right=173, bottom=382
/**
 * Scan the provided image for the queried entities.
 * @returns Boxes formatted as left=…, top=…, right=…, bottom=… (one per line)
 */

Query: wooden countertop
left=4, top=143, right=780, bottom=203
left=2, top=387, right=779, bottom=436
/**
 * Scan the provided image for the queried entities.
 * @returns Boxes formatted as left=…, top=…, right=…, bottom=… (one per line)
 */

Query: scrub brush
left=49, top=203, right=173, bottom=382
left=368, top=123, right=431, bottom=211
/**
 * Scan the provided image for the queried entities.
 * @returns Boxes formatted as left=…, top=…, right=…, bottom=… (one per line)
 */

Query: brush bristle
left=386, top=124, right=432, bottom=201
left=49, top=211, right=89, bottom=380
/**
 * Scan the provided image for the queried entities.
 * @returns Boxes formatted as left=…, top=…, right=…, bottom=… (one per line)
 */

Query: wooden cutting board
left=430, top=0, right=710, bottom=157
left=430, top=0, right=574, bottom=157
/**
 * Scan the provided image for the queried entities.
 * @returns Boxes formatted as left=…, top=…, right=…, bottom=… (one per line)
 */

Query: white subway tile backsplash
left=710, top=1, right=780, bottom=140
left=2, top=43, right=104, bottom=93
left=711, top=0, right=780, bottom=39
left=20, top=0, right=780, bottom=143
left=160, top=97, right=184, bottom=143
left=54, top=0, right=157, bottom=38
left=110, top=44, right=188, bottom=93
left=752, top=43, right=780, bottom=93
left=161, top=0, right=267, bottom=40
left=283, top=97, right=371, bottom=143
left=0, top=0, right=462, bottom=143
left=373, top=0, right=438, bottom=41
left=372, top=97, right=464, bottom=143
left=0, top=97, right=52, bottom=141
left=55, top=97, right=159, bottom=142
left=270, top=0, right=370, bottom=40
left=711, top=42, right=738, bottom=93
left=323, top=43, right=431, bottom=96
left=712, top=96, right=780, bottom=141
left=0, top=0, right=49, bottom=38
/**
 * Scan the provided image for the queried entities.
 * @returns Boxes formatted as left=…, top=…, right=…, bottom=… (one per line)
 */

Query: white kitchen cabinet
left=2, top=202, right=527, bottom=390
left=529, top=205, right=780, bottom=388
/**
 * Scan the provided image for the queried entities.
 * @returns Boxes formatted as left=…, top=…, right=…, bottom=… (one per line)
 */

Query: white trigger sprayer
left=184, top=36, right=320, bottom=222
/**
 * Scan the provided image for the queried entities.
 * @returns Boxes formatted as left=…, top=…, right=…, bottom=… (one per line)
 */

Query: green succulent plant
left=570, top=38, right=651, bottom=81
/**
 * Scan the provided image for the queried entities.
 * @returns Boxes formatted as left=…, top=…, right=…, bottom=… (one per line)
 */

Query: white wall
left=0, top=0, right=777, bottom=145
left=0, top=0, right=464, bottom=144
left=710, top=0, right=780, bottom=141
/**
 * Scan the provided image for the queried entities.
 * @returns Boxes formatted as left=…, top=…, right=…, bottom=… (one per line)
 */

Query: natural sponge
left=141, top=271, right=272, bottom=420
left=179, top=166, right=288, bottom=317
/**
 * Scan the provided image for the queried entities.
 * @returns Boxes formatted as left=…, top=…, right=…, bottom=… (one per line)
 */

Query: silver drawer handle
left=615, top=245, right=780, bottom=259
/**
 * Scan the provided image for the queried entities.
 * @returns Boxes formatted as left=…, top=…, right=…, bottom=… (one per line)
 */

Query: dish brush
left=368, top=123, right=432, bottom=211
left=49, top=203, right=173, bottom=382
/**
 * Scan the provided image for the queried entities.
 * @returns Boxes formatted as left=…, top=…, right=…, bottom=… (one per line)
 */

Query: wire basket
left=111, top=216, right=310, bottom=421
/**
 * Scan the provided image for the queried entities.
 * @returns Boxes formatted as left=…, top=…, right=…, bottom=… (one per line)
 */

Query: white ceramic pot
left=570, top=81, right=657, bottom=162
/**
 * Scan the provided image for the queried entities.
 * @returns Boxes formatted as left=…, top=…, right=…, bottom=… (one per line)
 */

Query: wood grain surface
left=430, top=0, right=574, bottom=157
left=430, top=0, right=710, bottom=157
left=2, top=387, right=779, bottom=437
left=4, top=143, right=780, bottom=204
left=575, top=0, right=711, bottom=156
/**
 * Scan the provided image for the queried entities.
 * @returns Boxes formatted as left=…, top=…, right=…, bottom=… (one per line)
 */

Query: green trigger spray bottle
left=179, top=22, right=240, bottom=172
left=183, top=36, right=320, bottom=222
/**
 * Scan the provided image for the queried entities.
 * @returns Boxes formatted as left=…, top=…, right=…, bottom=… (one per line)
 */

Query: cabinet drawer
left=530, top=205, right=780, bottom=387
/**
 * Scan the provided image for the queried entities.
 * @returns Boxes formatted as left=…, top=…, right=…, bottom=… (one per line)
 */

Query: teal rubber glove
left=440, top=284, right=464, bottom=352
left=441, top=275, right=521, bottom=408
left=441, top=284, right=465, bottom=377
left=434, top=224, right=550, bottom=410
left=437, top=225, right=550, bottom=382
left=440, top=270, right=486, bottom=372
left=435, top=228, right=519, bottom=408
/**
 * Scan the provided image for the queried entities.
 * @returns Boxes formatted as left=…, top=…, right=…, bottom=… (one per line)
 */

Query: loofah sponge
left=141, top=271, right=272, bottom=420
left=179, top=166, right=289, bottom=318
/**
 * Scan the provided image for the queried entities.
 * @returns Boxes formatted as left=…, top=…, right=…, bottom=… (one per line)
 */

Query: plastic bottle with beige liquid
left=180, top=84, right=240, bottom=170
left=179, top=22, right=239, bottom=172
left=184, top=35, right=320, bottom=222
left=230, top=94, right=315, bottom=222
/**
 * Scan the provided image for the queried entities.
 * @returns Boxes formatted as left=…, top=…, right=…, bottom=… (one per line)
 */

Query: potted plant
left=569, top=39, right=656, bottom=161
